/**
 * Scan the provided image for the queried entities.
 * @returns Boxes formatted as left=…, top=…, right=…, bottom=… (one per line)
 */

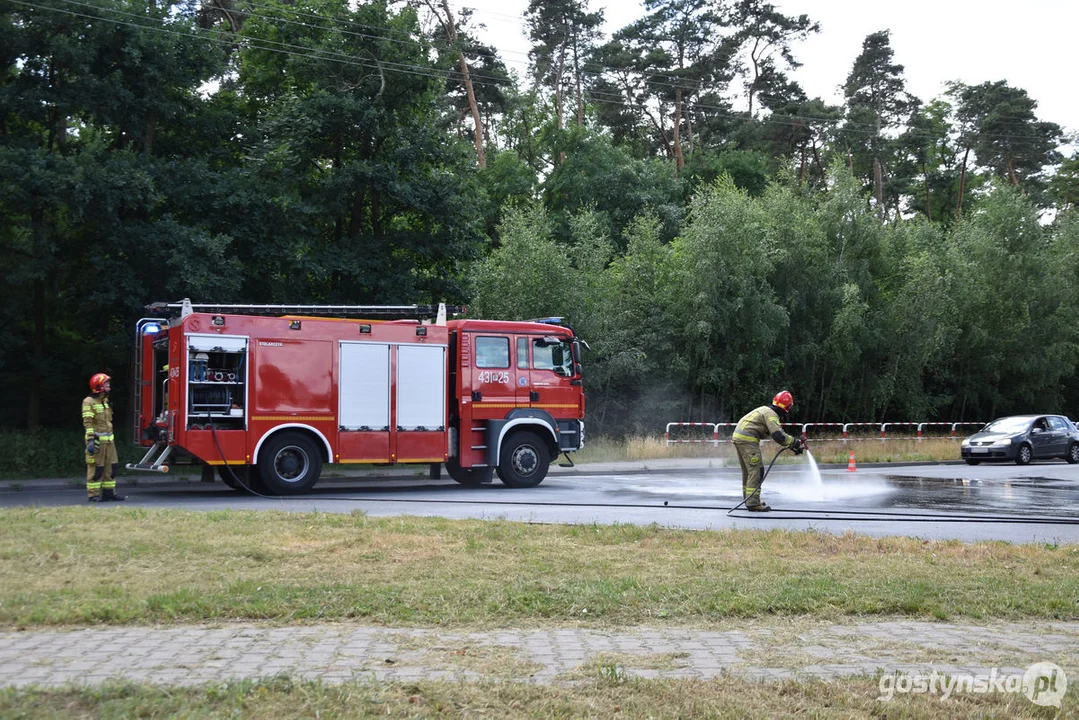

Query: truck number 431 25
left=477, top=371, right=510, bottom=384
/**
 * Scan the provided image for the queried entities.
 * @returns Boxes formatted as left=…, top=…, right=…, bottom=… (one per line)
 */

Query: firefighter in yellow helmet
left=83, top=373, right=124, bottom=502
left=732, top=390, right=803, bottom=511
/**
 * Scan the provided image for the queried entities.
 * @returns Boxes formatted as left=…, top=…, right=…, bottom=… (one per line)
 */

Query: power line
left=8, top=0, right=457, bottom=83
left=1, top=0, right=833, bottom=139
left=7, top=0, right=1064, bottom=146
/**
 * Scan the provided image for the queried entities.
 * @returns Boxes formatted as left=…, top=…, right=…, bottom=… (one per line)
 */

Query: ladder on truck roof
left=146, top=299, right=464, bottom=324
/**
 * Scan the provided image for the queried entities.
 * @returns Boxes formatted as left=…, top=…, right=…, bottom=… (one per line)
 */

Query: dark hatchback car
left=961, top=414, right=1079, bottom=465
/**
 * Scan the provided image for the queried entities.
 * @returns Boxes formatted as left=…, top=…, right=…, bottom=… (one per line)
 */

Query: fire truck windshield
left=533, top=338, right=574, bottom=376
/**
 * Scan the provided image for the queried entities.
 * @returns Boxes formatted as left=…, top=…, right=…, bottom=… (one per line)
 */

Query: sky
left=449, top=0, right=1078, bottom=140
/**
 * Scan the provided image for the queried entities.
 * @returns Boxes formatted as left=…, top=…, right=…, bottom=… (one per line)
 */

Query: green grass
left=1, top=509, right=1077, bottom=628
left=0, top=675, right=1072, bottom=719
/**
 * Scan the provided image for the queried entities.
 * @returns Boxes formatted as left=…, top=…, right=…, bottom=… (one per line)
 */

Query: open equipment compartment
left=186, top=334, right=247, bottom=427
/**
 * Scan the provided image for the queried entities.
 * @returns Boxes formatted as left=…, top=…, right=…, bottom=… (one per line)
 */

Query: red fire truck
left=127, top=300, right=585, bottom=494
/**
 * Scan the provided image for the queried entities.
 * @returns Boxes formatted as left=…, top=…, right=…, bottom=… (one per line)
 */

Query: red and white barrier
left=666, top=420, right=987, bottom=445
left=665, top=422, right=720, bottom=446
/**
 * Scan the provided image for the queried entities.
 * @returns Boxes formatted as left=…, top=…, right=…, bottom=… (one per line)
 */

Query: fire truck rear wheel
left=445, top=458, right=493, bottom=486
left=218, top=464, right=261, bottom=492
left=258, top=432, right=322, bottom=495
left=497, top=431, right=550, bottom=488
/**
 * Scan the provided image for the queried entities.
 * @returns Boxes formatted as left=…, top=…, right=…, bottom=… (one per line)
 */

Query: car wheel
left=497, top=431, right=551, bottom=488
left=445, top=458, right=493, bottom=486
left=1015, top=443, right=1033, bottom=466
left=964, top=459, right=981, bottom=465
left=257, top=431, right=322, bottom=495
left=1067, top=443, right=1079, bottom=464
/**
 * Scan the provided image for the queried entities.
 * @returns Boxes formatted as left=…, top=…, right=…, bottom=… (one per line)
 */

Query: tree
left=586, top=215, right=682, bottom=435
left=525, top=0, right=603, bottom=132
left=668, top=176, right=787, bottom=418
left=949, top=81, right=1063, bottom=205
left=541, top=127, right=683, bottom=249
left=236, top=0, right=485, bottom=303
left=894, top=100, right=964, bottom=224
left=944, top=183, right=1070, bottom=417
left=727, top=0, right=817, bottom=119
left=598, top=0, right=734, bottom=172
left=1049, top=154, right=1079, bottom=212
left=418, top=0, right=487, bottom=167
left=842, top=31, right=917, bottom=217
left=0, top=0, right=233, bottom=428
left=467, top=204, right=576, bottom=321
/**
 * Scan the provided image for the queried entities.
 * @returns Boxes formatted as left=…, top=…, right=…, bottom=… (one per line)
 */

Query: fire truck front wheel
left=497, top=431, right=551, bottom=488
left=257, top=431, right=322, bottom=495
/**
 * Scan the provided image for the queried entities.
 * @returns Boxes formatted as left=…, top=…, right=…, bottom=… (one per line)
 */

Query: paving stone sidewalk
left=2, top=621, right=1077, bottom=688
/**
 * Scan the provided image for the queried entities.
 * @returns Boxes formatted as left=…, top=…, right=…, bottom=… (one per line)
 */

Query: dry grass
left=1, top=509, right=1077, bottom=628
left=734, top=617, right=1079, bottom=670
left=574, top=435, right=965, bottom=465
left=0, top=674, right=1073, bottom=719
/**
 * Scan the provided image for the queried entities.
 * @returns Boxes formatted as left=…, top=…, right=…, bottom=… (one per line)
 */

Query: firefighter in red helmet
left=732, top=390, right=803, bottom=511
left=83, top=373, right=124, bottom=502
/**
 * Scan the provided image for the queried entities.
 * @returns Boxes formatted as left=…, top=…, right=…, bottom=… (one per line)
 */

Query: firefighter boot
left=102, top=488, right=126, bottom=502
left=87, top=466, right=103, bottom=502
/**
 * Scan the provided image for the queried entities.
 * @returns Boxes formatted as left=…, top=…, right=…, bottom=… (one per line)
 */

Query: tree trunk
left=1007, top=155, right=1018, bottom=186
left=672, top=87, right=684, bottom=174
left=922, top=161, right=932, bottom=221
left=432, top=0, right=485, bottom=168
left=873, top=155, right=884, bottom=216
left=144, top=114, right=157, bottom=155
left=956, top=146, right=970, bottom=218
left=28, top=278, right=45, bottom=430
left=812, top=139, right=826, bottom=188
left=685, top=108, right=694, bottom=157
left=747, top=38, right=761, bottom=119
left=348, top=187, right=366, bottom=240
left=457, top=51, right=486, bottom=168
left=370, top=190, right=382, bottom=237
left=572, top=32, right=584, bottom=127
left=554, top=46, right=566, bottom=131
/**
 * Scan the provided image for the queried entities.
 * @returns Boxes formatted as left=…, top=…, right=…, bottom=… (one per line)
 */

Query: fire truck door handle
left=472, top=391, right=482, bottom=401
left=530, top=391, right=539, bottom=402
left=571, top=379, right=583, bottom=386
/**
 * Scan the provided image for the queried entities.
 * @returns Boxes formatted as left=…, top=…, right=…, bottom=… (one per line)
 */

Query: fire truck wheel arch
left=489, top=409, right=560, bottom=466
left=251, top=424, right=333, bottom=466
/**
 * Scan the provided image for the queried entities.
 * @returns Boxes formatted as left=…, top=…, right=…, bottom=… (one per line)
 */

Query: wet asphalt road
left=2, top=461, right=1078, bottom=544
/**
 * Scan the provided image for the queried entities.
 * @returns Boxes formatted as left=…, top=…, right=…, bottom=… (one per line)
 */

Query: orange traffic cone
left=846, top=449, right=857, bottom=472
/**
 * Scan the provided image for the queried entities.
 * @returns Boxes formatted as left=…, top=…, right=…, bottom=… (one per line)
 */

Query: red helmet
left=772, top=390, right=794, bottom=411
left=89, top=373, right=111, bottom=393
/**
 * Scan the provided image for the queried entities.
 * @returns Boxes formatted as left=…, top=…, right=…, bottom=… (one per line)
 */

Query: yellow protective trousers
left=734, top=442, right=764, bottom=507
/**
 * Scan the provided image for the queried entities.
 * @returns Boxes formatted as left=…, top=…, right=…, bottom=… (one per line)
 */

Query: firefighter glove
left=791, top=438, right=805, bottom=455
left=86, top=438, right=97, bottom=456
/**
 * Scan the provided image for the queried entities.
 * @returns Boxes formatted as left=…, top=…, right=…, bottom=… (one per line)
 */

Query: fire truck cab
left=128, top=300, right=585, bottom=494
